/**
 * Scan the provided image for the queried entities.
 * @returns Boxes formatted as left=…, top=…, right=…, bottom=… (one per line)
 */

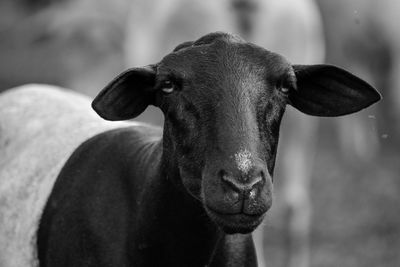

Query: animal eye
left=280, top=87, right=290, bottom=94
left=161, top=80, right=175, bottom=94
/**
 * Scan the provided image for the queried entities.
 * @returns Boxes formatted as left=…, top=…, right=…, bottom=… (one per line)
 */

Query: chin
left=205, top=207, right=265, bottom=234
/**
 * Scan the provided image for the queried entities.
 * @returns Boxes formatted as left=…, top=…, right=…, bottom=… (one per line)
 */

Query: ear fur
left=289, top=64, right=381, bottom=116
left=92, top=66, right=156, bottom=121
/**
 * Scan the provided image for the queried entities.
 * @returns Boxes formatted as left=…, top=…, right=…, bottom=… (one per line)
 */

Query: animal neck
left=132, top=132, right=256, bottom=266
left=142, top=169, right=256, bottom=266
left=131, top=137, right=222, bottom=266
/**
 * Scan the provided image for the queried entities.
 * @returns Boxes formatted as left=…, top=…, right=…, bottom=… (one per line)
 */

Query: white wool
left=0, top=85, right=138, bottom=267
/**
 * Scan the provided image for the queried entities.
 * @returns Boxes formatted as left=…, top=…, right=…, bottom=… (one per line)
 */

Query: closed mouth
left=205, top=206, right=265, bottom=234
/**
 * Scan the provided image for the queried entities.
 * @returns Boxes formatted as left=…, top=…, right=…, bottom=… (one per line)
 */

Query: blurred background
left=0, top=0, right=399, bottom=266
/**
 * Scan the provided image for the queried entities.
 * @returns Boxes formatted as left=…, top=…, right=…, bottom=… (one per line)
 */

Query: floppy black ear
left=289, top=64, right=381, bottom=116
left=92, top=66, right=156, bottom=121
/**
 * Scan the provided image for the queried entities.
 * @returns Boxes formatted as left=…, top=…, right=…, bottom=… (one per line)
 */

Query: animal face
left=92, top=32, right=380, bottom=234
left=155, top=36, right=293, bottom=233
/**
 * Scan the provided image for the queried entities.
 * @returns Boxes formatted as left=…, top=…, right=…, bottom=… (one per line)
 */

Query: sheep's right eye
left=280, top=87, right=290, bottom=94
left=161, top=80, right=175, bottom=94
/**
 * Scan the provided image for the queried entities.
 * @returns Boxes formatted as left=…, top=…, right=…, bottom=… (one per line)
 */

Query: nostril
left=248, top=175, right=263, bottom=188
left=220, top=170, right=241, bottom=193
left=217, top=169, right=228, bottom=179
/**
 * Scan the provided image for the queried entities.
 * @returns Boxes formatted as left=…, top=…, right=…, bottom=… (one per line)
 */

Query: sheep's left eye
left=161, top=80, right=174, bottom=94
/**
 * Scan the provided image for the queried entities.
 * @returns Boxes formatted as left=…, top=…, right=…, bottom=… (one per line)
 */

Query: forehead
left=157, top=39, right=293, bottom=82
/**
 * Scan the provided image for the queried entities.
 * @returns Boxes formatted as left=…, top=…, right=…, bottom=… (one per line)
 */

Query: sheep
left=124, top=1, right=326, bottom=265
left=0, top=32, right=380, bottom=267
left=0, top=84, right=131, bottom=267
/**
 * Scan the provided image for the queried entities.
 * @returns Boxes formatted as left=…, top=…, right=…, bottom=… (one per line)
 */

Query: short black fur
left=39, top=32, right=380, bottom=267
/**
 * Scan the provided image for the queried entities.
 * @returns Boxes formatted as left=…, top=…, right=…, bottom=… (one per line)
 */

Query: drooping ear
left=92, top=66, right=156, bottom=121
left=289, top=64, right=381, bottom=116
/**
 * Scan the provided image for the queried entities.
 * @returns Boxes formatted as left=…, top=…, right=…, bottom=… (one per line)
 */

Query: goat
left=0, top=32, right=380, bottom=267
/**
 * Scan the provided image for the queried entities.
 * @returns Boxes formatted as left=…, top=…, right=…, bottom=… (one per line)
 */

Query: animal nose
left=219, top=168, right=265, bottom=196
